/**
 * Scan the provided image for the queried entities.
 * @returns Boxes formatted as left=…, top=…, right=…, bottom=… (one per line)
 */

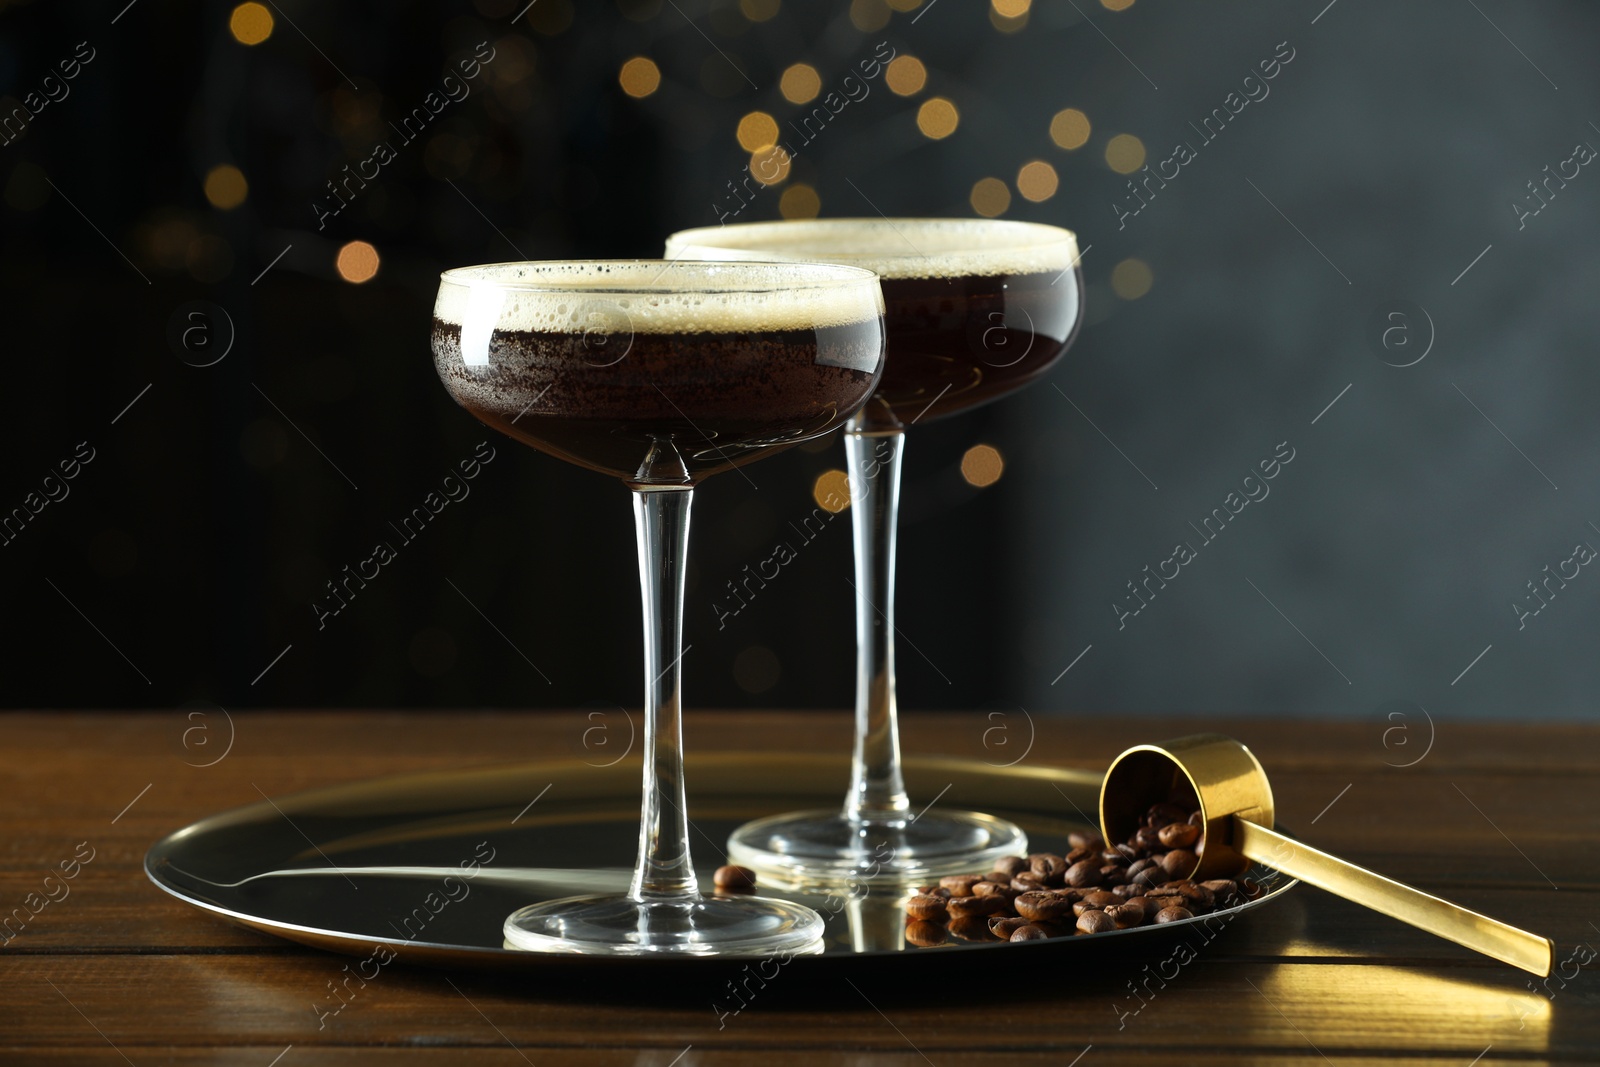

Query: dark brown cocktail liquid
left=852, top=268, right=1083, bottom=432
left=432, top=319, right=882, bottom=486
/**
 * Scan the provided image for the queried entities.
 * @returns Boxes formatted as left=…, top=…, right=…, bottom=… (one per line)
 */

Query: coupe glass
left=665, top=220, right=1083, bottom=886
left=432, top=260, right=886, bottom=953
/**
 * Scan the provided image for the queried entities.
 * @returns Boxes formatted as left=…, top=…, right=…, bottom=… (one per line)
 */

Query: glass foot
left=503, top=894, right=825, bottom=957
left=727, top=809, right=1028, bottom=889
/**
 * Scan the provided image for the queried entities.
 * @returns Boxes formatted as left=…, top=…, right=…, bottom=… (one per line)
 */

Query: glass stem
left=628, top=486, right=700, bottom=903
left=844, top=430, right=911, bottom=829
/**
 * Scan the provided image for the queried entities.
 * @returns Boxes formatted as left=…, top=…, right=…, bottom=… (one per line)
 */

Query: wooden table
left=2, top=711, right=1596, bottom=1064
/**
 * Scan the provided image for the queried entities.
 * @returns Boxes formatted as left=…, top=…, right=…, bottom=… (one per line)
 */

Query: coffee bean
left=1068, top=830, right=1104, bottom=851
left=994, top=855, right=1030, bottom=877
left=1160, top=849, right=1198, bottom=878
left=1065, top=846, right=1097, bottom=866
left=1132, top=867, right=1166, bottom=890
left=1127, top=857, right=1159, bottom=876
left=940, top=874, right=984, bottom=897
left=1110, top=883, right=1140, bottom=900
left=990, top=916, right=1030, bottom=938
left=713, top=865, right=757, bottom=891
left=1064, top=860, right=1102, bottom=889
left=1010, top=923, right=1051, bottom=942
left=1076, top=910, right=1116, bottom=935
left=972, top=880, right=1016, bottom=900
left=906, top=894, right=949, bottom=922
left=1106, top=902, right=1146, bottom=928
left=1011, top=871, right=1048, bottom=892
left=1241, top=877, right=1264, bottom=900
left=1155, top=905, right=1194, bottom=924
left=1188, top=810, right=1205, bottom=827
left=1177, top=883, right=1215, bottom=912
left=947, top=893, right=1006, bottom=918
left=1014, top=890, right=1074, bottom=922
left=1030, top=853, right=1068, bottom=882
left=1158, top=823, right=1201, bottom=849
left=1079, top=889, right=1120, bottom=910
left=1202, top=879, right=1242, bottom=906
left=905, top=920, right=948, bottom=947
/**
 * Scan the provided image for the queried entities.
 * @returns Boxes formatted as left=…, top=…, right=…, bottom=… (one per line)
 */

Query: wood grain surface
left=1, top=710, right=1596, bottom=1065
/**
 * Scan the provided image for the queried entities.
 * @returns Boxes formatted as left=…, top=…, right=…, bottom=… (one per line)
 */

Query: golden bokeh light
left=740, top=0, right=781, bottom=21
left=203, top=164, right=248, bottom=210
left=618, top=56, right=660, bottom=98
left=814, top=469, right=851, bottom=513
left=961, top=444, right=1005, bottom=487
left=737, top=111, right=780, bottom=151
left=885, top=0, right=922, bottom=10
left=1111, top=257, right=1153, bottom=300
left=228, top=2, right=274, bottom=45
left=991, top=0, right=1030, bottom=16
left=916, top=96, right=959, bottom=140
left=849, top=0, right=891, bottom=32
left=1105, top=132, right=1146, bottom=173
left=336, top=240, right=380, bottom=284
left=780, top=63, right=821, bottom=104
left=750, top=144, right=791, bottom=186
left=780, top=183, right=820, bottom=219
left=1050, top=107, right=1090, bottom=150
left=1016, top=160, right=1058, bottom=202
left=885, top=55, right=926, bottom=96
left=1101, top=0, right=1135, bottom=9
left=970, top=177, right=1011, bottom=217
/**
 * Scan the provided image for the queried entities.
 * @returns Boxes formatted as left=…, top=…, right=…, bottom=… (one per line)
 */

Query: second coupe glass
left=666, top=220, right=1084, bottom=886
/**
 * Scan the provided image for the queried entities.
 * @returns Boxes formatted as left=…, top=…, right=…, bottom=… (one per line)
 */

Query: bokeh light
left=750, top=144, right=791, bottom=186
left=336, top=240, right=380, bottom=284
left=1101, top=0, right=1135, bottom=9
left=961, top=444, right=1005, bottom=487
left=780, top=183, right=820, bottom=218
left=916, top=97, right=959, bottom=139
left=1111, top=257, right=1153, bottom=300
left=737, top=111, right=780, bottom=151
left=849, top=0, right=891, bottom=32
left=618, top=57, right=660, bottom=98
left=203, top=164, right=248, bottom=210
left=740, top=0, right=781, bottom=21
left=885, top=55, right=927, bottom=96
left=814, top=469, right=851, bottom=512
left=228, top=2, right=273, bottom=45
left=970, top=177, right=1011, bottom=217
left=1105, top=133, right=1146, bottom=173
left=991, top=0, right=1030, bottom=16
left=780, top=63, right=821, bottom=104
left=885, top=0, right=923, bottom=9
left=1016, top=160, right=1058, bottom=202
left=1050, top=107, right=1091, bottom=150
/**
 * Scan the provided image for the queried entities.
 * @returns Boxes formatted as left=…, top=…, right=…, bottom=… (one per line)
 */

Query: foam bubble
left=434, top=260, right=884, bottom=335
left=664, top=219, right=1081, bottom=281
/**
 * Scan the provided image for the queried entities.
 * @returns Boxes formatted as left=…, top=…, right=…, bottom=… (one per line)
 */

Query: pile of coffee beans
left=903, top=801, right=1262, bottom=947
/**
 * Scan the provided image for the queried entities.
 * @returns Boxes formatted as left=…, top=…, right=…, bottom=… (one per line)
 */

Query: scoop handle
left=1234, top=816, right=1553, bottom=976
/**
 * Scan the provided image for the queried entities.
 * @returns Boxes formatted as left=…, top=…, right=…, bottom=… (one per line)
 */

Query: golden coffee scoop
left=1099, top=733, right=1554, bottom=976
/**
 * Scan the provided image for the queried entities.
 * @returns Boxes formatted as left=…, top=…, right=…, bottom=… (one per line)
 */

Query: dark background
left=1, top=0, right=1595, bottom=721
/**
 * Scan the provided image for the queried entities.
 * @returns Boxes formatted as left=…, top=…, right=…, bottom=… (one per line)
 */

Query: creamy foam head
left=435, top=260, right=884, bottom=335
left=665, top=219, right=1080, bottom=280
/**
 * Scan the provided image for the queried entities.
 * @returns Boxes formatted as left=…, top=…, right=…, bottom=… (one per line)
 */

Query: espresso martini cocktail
left=433, top=260, right=886, bottom=954
left=665, top=219, right=1084, bottom=886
